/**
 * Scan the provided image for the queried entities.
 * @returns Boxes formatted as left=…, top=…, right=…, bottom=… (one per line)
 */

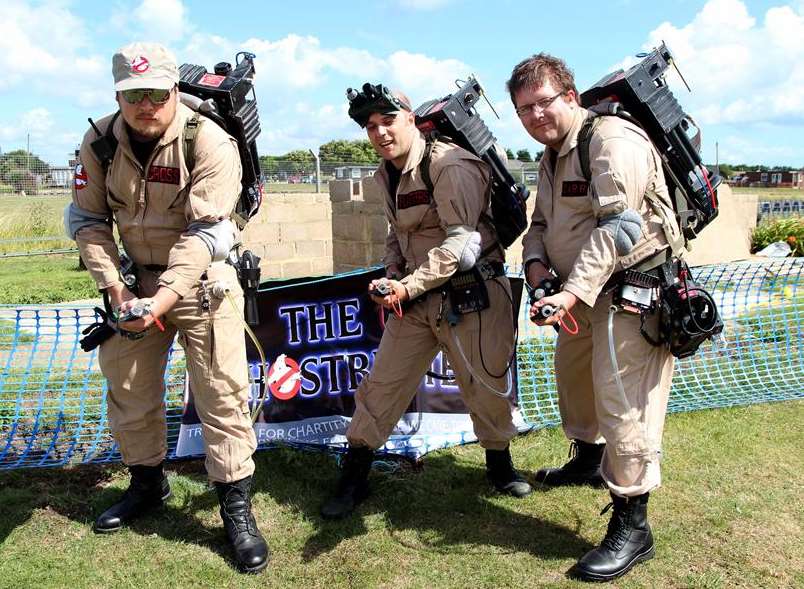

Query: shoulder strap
left=420, top=135, right=437, bottom=194
left=577, top=114, right=601, bottom=182
left=89, top=111, right=122, bottom=174
left=182, top=114, right=201, bottom=174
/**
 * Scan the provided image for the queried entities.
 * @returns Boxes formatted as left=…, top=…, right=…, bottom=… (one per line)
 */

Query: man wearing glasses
left=507, top=54, right=679, bottom=582
left=67, top=42, right=269, bottom=573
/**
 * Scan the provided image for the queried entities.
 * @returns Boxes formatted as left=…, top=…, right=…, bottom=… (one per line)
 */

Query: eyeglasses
left=120, top=88, right=173, bottom=105
left=515, top=92, right=564, bottom=118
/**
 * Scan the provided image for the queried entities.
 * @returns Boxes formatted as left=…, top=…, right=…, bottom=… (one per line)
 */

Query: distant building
left=731, top=169, right=803, bottom=188
left=333, top=165, right=376, bottom=180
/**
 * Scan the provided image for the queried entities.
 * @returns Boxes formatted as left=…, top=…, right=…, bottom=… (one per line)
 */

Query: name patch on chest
left=561, top=181, right=589, bottom=197
left=397, top=190, right=431, bottom=210
left=147, top=165, right=180, bottom=185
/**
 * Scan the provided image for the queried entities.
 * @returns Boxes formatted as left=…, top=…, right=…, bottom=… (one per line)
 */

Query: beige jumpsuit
left=347, top=132, right=519, bottom=451
left=522, top=107, right=683, bottom=496
left=72, top=103, right=256, bottom=483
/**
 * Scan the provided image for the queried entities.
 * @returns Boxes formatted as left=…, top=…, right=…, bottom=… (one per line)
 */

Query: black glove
left=79, top=307, right=117, bottom=352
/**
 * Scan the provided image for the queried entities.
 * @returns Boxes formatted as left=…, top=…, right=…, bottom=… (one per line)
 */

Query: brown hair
left=505, top=53, right=579, bottom=104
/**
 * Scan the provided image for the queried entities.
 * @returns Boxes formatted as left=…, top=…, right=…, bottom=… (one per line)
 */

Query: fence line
left=1, top=258, right=802, bottom=470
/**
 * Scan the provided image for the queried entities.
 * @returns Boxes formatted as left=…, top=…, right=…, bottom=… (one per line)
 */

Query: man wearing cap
left=319, top=83, right=532, bottom=520
left=507, top=53, right=681, bottom=581
left=66, top=42, right=269, bottom=573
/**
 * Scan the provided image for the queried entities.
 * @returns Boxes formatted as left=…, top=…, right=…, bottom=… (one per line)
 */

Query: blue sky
left=1, top=0, right=802, bottom=167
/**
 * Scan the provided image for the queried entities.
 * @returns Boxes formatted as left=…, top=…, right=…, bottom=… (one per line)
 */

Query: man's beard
left=130, top=120, right=168, bottom=141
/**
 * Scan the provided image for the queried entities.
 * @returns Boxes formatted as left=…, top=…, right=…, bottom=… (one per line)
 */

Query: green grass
left=0, top=254, right=98, bottom=304
left=0, top=401, right=801, bottom=588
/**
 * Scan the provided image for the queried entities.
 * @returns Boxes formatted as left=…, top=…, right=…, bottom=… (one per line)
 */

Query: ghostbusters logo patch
left=73, top=163, right=88, bottom=190
left=561, top=181, right=589, bottom=197
left=397, top=190, right=431, bottom=210
left=147, top=165, right=180, bottom=185
left=131, top=56, right=150, bottom=74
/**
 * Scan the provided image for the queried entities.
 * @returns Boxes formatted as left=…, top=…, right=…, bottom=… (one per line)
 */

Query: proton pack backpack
left=578, top=43, right=721, bottom=250
left=89, top=52, right=263, bottom=230
left=414, top=76, right=530, bottom=249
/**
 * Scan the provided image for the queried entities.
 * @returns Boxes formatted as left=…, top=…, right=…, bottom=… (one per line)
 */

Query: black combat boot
left=93, top=463, right=171, bottom=533
left=485, top=446, right=533, bottom=497
left=215, top=476, right=270, bottom=574
left=572, top=493, right=654, bottom=582
left=320, top=446, right=374, bottom=520
left=535, top=440, right=605, bottom=487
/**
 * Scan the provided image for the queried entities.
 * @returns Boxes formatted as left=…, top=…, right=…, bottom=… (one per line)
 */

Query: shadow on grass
left=0, top=445, right=593, bottom=572
left=0, top=460, right=240, bottom=568
left=249, top=446, right=594, bottom=563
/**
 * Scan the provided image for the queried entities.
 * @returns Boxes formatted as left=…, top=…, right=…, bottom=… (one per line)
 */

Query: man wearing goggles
left=319, top=83, right=532, bottom=521
left=66, top=42, right=268, bottom=573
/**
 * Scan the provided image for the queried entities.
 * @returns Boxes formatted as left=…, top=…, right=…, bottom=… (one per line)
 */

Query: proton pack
left=579, top=42, right=721, bottom=244
left=89, top=52, right=264, bottom=230
left=178, top=52, right=263, bottom=229
left=414, top=77, right=530, bottom=249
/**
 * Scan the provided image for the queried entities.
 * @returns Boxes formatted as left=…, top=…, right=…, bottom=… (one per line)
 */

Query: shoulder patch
left=561, top=181, right=589, bottom=197
left=73, top=163, right=88, bottom=190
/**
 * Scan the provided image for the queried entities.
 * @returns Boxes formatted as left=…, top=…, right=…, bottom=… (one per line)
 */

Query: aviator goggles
left=120, top=88, right=173, bottom=105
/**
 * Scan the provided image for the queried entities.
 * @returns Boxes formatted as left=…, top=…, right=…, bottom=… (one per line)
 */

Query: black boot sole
left=92, top=489, right=171, bottom=534
left=239, top=555, right=270, bottom=574
left=571, top=544, right=655, bottom=582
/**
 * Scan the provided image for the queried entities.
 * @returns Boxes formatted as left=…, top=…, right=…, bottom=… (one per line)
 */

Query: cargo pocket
left=210, top=317, right=249, bottom=394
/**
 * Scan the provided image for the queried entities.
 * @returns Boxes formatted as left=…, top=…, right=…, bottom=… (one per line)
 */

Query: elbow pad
left=64, top=203, right=111, bottom=240
left=598, top=208, right=643, bottom=255
left=442, top=225, right=482, bottom=271
left=187, top=218, right=236, bottom=262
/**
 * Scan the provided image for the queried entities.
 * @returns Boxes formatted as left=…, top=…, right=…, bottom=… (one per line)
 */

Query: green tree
left=319, top=139, right=379, bottom=164
left=505, top=148, right=515, bottom=159
left=516, top=149, right=533, bottom=162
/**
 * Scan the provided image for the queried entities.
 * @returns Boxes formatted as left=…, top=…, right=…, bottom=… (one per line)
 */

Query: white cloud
left=0, top=0, right=109, bottom=109
left=110, top=0, right=192, bottom=44
left=623, top=0, right=804, bottom=127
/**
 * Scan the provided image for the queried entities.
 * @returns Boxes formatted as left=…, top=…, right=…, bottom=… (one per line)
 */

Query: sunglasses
left=120, top=88, right=173, bottom=105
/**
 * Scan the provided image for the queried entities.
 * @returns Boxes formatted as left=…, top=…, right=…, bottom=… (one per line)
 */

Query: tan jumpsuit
left=72, top=103, right=256, bottom=482
left=522, top=107, right=682, bottom=496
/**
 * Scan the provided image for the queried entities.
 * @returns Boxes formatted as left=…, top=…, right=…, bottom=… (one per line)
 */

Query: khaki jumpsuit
left=72, top=103, right=256, bottom=483
left=522, top=107, right=682, bottom=497
left=347, top=132, right=519, bottom=451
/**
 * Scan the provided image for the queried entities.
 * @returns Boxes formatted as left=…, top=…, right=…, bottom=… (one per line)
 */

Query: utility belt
left=407, top=259, right=506, bottom=318
left=606, top=252, right=723, bottom=359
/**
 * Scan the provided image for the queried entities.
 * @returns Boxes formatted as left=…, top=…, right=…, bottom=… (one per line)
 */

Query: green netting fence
left=1, top=258, right=802, bottom=470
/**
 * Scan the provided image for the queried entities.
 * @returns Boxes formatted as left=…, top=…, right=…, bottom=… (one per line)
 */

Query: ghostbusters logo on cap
left=73, top=163, right=87, bottom=190
left=131, top=56, right=150, bottom=73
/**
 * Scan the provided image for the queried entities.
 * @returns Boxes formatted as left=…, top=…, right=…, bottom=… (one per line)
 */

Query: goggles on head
left=120, top=87, right=173, bottom=105
left=346, top=83, right=411, bottom=128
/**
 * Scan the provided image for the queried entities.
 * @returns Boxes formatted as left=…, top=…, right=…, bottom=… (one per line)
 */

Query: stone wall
left=240, top=192, right=333, bottom=280
left=240, top=183, right=757, bottom=281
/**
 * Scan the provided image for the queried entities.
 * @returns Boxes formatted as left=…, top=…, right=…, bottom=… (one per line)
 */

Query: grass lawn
left=0, top=254, right=98, bottom=304
left=0, top=400, right=801, bottom=589
left=732, top=186, right=803, bottom=201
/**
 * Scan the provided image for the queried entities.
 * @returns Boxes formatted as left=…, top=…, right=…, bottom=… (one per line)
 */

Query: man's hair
left=505, top=53, right=579, bottom=104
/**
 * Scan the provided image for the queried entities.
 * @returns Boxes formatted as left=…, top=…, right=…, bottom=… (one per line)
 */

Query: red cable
left=558, top=307, right=579, bottom=335
left=701, top=164, right=717, bottom=209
